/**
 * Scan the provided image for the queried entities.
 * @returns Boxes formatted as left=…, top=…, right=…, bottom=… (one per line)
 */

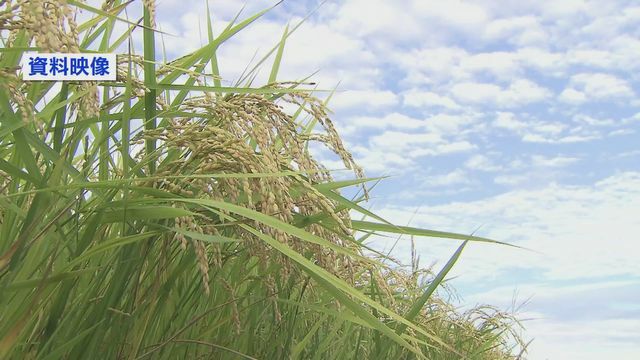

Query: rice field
left=0, top=1, right=526, bottom=359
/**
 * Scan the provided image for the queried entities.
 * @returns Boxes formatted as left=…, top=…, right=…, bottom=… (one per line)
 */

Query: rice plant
left=0, top=1, right=526, bottom=359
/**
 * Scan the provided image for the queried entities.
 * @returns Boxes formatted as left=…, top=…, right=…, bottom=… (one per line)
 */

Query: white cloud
left=526, top=319, right=640, bottom=360
left=155, top=7, right=385, bottom=90
left=424, top=114, right=476, bottom=135
left=608, top=35, right=640, bottom=72
left=488, top=154, right=578, bottom=186
left=614, top=150, right=640, bottom=159
left=329, top=0, right=423, bottom=41
left=579, top=4, right=640, bottom=39
left=542, top=0, right=589, bottom=18
left=504, top=79, right=553, bottom=105
left=465, top=154, right=503, bottom=172
left=346, top=112, right=477, bottom=133
left=559, top=88, right=588, bottom=105
left=370, top=131, right=441, bottom=149
left=420, top=141, right=476, bottom=155
left=422, top=169, right=470, bottom=187
left=371, top=171, right=640, bottom=281
left=450, top=79, right=551, bottom=108
left=330, top=90, right=399, bottom=111
left=403, top=90, right=460, bottom=109
left=608, top=128, right=635, bottom=137
left=567, top=49, right=614, bottom=68
left=159, top=0, right=269, bottom=20
left=348, top=146, right=416, bottom=173
left=489, top=112, right=607, bottom=144
left=492, top=112, right=527, bottom=130
left=410, top=0, right=490, bottom=35
left=156, top=12, right=209, bottom=55
left=529, top=122, right=565, bottom=135
left=344, top=113, right=423, bottom=131
left=561, top=73, right=635, bottom=104
left=450, top=83, right=503, bottom=104
left=352, top=130, right=476, bottom=173
left=531, top=155, right=579, bottom=167
left=522, top=133, right=598, bottom=144
left=339, top=112, right=478, bottom=140
left=493, top=173, right=530, bottom=186
left=459, top=52, right=522, bottom=79
left=515, top=47, right=566, bottom=75
left=463, top=280, right=640, bottom=360
left=395, top=47, right=469, bottom=86
left=483, top=16, right=547, bottom=46
left=397, top=45, right=575, bottom=87
left=573, top=114, right=616, bottom=126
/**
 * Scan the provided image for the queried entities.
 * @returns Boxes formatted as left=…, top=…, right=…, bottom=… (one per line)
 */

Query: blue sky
left=148, top=1, right=640, bottom=358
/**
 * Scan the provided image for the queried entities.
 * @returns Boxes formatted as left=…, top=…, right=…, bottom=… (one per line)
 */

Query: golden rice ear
left=20, top=0, right=79, bottom=52
left=0, top=68, right=34, bottom=123
left=142, top=91, right=366, bottom=283
left=193, top=239, right=210, bottom=295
